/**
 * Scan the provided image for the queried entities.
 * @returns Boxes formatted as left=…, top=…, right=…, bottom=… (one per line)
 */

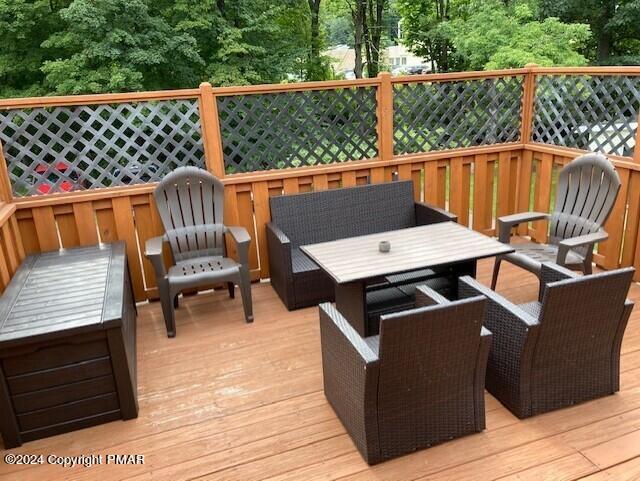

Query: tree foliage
left=0, top=0, right=637, bottom=97
left=41, top=0, right=202, bottom=94
left=539, top=0, right=640, bottom=64
left=453, top=3, right=591, bottom=70
left=0, top=0, right=69, bottom=97
left=0, top=0, right=320, bottom=96
left=397, top=0, right=593, bottom=72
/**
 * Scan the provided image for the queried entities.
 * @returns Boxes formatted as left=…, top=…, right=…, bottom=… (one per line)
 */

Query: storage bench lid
left=0, top=242, right=128, bottom=349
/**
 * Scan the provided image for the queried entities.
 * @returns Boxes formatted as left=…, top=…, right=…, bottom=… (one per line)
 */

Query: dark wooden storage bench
left=0, top=242, right=137, bottom=448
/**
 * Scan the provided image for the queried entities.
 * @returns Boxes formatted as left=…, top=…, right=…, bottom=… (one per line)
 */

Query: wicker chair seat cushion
left=291, top=248, right=320, bottom=274
left=505, top=243, right=584, bottom=271
left=168, top=256, right=239, bottom=287
left=518, top=301, right=542, bottom=319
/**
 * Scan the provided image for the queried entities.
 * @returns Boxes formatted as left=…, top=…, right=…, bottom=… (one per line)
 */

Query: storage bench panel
left=12, top=375, right=117, bottom=413
left=17, top=393, right=120, bottom=432
left=2, top=339, right=110, bottom=376
left=6, top=357, right=113, bottom=394
left=20, top=411, right=123, bottom=443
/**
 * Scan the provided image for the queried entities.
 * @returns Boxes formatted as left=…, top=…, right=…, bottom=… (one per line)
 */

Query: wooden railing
left=1, top=66, right=640, bottom=301
left=0, top=204, right=26, bottom=292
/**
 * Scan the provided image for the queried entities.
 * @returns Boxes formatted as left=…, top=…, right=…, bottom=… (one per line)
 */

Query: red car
left=30, top=162, right=78, bottom=194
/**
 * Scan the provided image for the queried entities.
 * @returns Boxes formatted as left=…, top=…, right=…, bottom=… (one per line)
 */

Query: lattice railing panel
left=217, top=87, right=379, bottom=173
left=533, top=75, right=640, bottom=157
left=394, top=76, right=524, bottom=155
left=0, top=99, right=205, bottom=196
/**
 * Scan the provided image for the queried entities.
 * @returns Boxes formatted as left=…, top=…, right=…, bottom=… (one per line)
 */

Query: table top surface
left=300, top=222, right=514, bottom=284
left=0, top=242, right=127, bottom=347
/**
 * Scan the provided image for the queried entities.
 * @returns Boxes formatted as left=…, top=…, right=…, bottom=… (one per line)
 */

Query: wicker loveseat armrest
left=557, top=230, right=608, bottom=265
left=266, top=222, right=291, bottom=245
left=415, top=202, right=458, bottom=225
left=266, top=221, right=293, bottom=273
left=415, top=284, right=451, bottom=307
left=145, top=235, right=168, bottom=278
left=267, top=222, right=300, bottom=309
left=497, top=211, right=549, bottom=243
left=225, top=226, right=251, bottom=266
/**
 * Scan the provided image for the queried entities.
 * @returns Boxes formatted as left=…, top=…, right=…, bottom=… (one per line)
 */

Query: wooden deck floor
left=2, top=258, right=640, bottom=481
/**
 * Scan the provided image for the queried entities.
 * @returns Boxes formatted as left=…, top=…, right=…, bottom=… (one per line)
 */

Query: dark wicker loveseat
left=266, top=180, right=457, bottom=310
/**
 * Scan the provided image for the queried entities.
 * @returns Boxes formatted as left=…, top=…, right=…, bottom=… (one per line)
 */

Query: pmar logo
left=106, top=454, right=145, bottom=465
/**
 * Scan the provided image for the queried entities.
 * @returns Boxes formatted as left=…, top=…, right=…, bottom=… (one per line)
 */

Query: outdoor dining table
left=301, top=221, right=514, bottom=336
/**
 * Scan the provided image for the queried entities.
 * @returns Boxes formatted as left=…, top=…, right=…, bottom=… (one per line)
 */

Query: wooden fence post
left=519, top=64, right=538, bottom=143
left=198, top=82, right=226, bottom=178
left=0, top=142, right=13, bottom=203
left=377, top=72, right=394, bottom=161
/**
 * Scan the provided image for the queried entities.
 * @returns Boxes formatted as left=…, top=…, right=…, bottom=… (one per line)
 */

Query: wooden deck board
left=1, top=256, right=640, bottom=480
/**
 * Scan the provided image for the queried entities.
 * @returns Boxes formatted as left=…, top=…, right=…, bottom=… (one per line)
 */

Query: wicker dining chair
left=145, top=167, right=253, bottom=337
left=460, top=263, right=634, bottom=418
left=319, top=285, right=491, bottom=464
left=492, top=152, right=621, bottom=289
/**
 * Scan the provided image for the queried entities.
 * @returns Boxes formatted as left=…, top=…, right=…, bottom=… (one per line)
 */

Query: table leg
left=335, top=281, right=367, bottom=337
left=451, top=260, right=477, bottom=299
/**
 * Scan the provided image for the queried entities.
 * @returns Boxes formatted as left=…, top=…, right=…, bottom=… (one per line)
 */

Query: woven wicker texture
left=217, top=87, right=378, bottom=174
left=533, top=75, right=640, bottom=156
left=462, top=264, right=634, bottom=418
left=393, top=76, right=523, bottom=155
left=267, top=181, right=456, bottom=310
left=320, top=293, right=490, bottom=464
left=0, top=100, right=205, bottom=196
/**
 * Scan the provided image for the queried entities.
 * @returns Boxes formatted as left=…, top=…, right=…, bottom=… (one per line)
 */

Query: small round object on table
left=379, top=240, right=391, bottom=253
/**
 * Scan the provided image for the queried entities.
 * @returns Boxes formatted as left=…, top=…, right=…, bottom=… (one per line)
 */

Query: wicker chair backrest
left=154, top=166, right=226, bottom=262
left=549, top=153, right=620, bottom=256
left=375, top=297, right=485, bottom=458
left=269, top=180, right=416, bottom=247
left=533, top=267, right=634, bottom=412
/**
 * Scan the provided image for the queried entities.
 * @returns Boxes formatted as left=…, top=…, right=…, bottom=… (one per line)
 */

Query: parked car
left=26, top=161, right=80, bottom=194
left=112, top=161, right=161, bottom=185
left=343, top=70, right=356, bottom=80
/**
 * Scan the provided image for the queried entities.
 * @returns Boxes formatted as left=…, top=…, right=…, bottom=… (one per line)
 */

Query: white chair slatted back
left=549, top=153, right=621, bottom=256
left=154, top=167, right=226, bottom=262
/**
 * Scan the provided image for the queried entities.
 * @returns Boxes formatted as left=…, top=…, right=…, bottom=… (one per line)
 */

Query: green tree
left=160, top=0, right=314, bottom=85
left=42, top=0, right=202, bottom=94
left=326, top=15, right=352, bottom=46
left=453, top=3, right=591, bottom=69
left=396, top=0, right=468, bottom=72
left=398, top=0, right=591, bottom=71
left=0, top=0, right=69, bottom=97
left=540, top=0, right=640, bottom=64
